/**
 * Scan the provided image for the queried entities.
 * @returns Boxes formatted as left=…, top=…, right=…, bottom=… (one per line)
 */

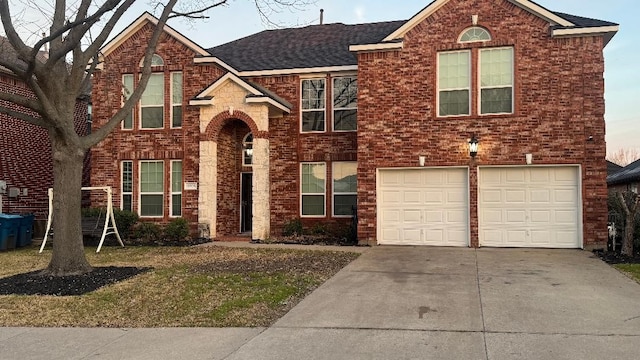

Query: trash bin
left=0, top=214, right=21, bottom=251
left=17, top=214, right=34, bottom=247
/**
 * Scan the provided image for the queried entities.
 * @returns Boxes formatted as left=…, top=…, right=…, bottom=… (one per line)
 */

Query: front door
left=241, top=173, right=253, bottom=233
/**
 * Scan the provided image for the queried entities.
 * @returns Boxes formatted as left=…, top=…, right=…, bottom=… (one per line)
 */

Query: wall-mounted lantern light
left=469, top=136, right=479, bottom=158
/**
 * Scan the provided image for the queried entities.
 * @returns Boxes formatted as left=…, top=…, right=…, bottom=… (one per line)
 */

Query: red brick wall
left=91, top=23, right=224, bottom=231
left=356, top=0, right=608, bottom=247
left=0, top=72, right=89, bottom=225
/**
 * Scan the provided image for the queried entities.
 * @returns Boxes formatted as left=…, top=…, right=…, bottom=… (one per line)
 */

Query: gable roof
left=607, top=160, right=623, bottom=176
left=206, top=21, right=405, bottom=73
left=100, top=12, right=209, bottom=58
left=0, top=36, right=49, bottom=74
left=608, top=159, right=640, bottom=186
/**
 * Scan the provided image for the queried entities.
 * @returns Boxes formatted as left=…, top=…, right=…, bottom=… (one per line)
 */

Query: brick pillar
left=252, top=138, right=270, bottom=241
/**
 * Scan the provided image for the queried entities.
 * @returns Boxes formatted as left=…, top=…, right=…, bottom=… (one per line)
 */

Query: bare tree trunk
left=44, top=132, right=92, bottom=276
left=622, top=216, right=634, bottom=256
left=617, top=191, right=639, bottom=257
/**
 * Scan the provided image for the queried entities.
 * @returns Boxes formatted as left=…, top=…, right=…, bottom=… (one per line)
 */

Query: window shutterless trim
left=300, top=162, right=326, bottom=218
left=170, top=160, right=182, bottom=217
left=300, top=78, right=326, bottom=133
left=170, top=72, right=183, bottom=129
left=436, top=50, right=471, bottom=118
left=332, top=162, right=357, bottom=218
left=121, top=160, right=133, bottom=211
left=139, top=73, right=164, bottom=130
left=478, top=47, right=514, bottom=116
left=138, top=160, right=164, bottom=218
left=332, top=76, right=358, bottom=132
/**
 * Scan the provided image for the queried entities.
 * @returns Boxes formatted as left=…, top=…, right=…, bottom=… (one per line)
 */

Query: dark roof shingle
left=608, top=159, right=640, bottom=186
left=207, top=21, right=405, bottom=72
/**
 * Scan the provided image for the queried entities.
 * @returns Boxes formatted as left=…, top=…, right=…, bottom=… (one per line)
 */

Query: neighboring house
left=0, top=36, right=90, bottom=235
left=91, top=0, right=618, bottom=249
left=607, top=160, right=623, bottom=178
left=608, top=159, right=640, bottom=195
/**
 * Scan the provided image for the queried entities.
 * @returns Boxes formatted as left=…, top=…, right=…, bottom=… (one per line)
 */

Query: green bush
left=282, top=218, right=303, bottom=236
left=164, top=218, right=190, bottom=242
left=114, top=209, right=139, bottom=239
left=132, top=222, right=162, bottom=243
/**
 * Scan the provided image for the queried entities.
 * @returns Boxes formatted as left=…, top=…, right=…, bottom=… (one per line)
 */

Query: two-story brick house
left=92, top=0, right=618, bottom=249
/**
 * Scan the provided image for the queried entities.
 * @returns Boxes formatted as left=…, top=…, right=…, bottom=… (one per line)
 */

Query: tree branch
left=0, top=104, right=49, bottom=128
left=0, top=90, right=44, bottom=113
left=168, top=0, right=229, bottom=19
left=80, top=0, right=138, bottom=65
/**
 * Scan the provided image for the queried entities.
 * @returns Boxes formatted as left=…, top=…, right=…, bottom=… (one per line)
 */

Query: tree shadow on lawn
left=0, top=267, right=151, bottom=296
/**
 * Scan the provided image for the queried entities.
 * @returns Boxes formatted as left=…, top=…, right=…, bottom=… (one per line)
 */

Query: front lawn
left=614, top=264, right=640, bottom=283
left=0, top=246, right=358, bottom=327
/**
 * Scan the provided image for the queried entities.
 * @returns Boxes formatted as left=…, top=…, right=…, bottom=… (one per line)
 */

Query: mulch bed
left=593, top=250, right=640, bottom=264
left=0, top=267, right=151, bottom=296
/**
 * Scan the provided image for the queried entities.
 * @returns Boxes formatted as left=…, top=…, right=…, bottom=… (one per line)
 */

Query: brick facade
left=0, top=71, right=89, bottom=233
left=356, top=0, right=608, bottom=247
left=92, top=0, right=611, bottom=248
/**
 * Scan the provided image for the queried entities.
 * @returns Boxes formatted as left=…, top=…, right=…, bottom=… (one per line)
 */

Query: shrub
left=132, top=222, right=162, bottom=243
left=282, top=218, right=303, bottom=236
left=164, top=218, right=189, bottom=242
left=114, top=209, right=139, bottom=239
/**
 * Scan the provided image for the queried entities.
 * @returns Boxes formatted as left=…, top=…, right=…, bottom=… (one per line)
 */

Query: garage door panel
left=378, top=168, right=469, bottom=247
left=479, top=167, right=580, bottom=248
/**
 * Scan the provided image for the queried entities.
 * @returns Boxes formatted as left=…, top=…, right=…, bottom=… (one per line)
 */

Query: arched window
left=458, top=27, right=491, bottom=43
left=139, top=54, right=164, bottom=67
left=243, top=133, right=253, bottom=166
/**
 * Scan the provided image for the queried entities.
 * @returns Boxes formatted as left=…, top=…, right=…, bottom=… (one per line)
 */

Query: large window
left=121, top=161, right=133, bottom=211
left=333, top=162, right=357, bottom=217
left=333, top=77, right=357, bottom=131
left=140, top=73, right=164, bottom=129
left=122, top=75, right=134, bottom=130
left=171, top=72, right=182, bottom=128
left=301, top=79, right=325, bottom=132
left=140, top=161, right=164, bottom=217
left=480, top=48, right=513, bottom=114
left=301, top=163, right=326, bottom=217
left=438, top=51, right=471, bottom=117
left=171, top=160, right=182, bottom=217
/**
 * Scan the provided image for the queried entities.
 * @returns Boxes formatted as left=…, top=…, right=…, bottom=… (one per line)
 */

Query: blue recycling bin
left=0, top=214, right=21, bottom=251
left=17, top=214, right=34, bottom=247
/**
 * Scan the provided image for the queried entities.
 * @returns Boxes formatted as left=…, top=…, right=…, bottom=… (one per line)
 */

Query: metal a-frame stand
left=40, top=186, right=124, bottom=253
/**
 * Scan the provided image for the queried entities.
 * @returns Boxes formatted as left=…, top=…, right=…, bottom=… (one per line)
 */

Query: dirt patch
left=0, top=267, right=151, bottom=296
left=594, top=250, right=640, bottom=264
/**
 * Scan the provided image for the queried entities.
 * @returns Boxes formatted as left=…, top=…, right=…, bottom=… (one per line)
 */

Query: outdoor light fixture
left=419, top=156, right=426, bottom=167
left=468, top=136, right=479, bottom=158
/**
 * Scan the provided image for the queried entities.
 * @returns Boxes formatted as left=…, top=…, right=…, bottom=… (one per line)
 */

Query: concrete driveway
left=229, top=247, right=640, bottom=360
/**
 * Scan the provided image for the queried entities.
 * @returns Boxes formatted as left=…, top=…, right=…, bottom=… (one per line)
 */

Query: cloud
left=354, top=6, right=366, bottom=22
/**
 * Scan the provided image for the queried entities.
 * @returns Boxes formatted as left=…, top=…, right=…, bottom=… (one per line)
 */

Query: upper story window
left=459, top=27, right=491, bottom=43
left=333, top=77, right=357, bottom=131
left=242, top=133, right=253, bottom=167
left=139, top=54, right=164, bottom=67
left=437, top=47, right=514, bottom=117
left=171, top=72, right=183, bottom=128
left=301, top=79, right=325, bottom=132
left=122, top=74, right=134, bottom=130
left=140, top=73, right=164, bottom=129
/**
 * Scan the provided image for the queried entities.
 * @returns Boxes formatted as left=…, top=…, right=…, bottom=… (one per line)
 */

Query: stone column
left=252, top=137, right=270, bottom=241
left=198, top=141, right=217, bottom=239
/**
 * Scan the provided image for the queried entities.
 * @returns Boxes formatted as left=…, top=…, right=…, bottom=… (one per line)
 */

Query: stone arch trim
left=203, top=110, right=268, bottom=140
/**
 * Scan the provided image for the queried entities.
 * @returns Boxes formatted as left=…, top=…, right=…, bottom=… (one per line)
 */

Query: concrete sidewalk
left=2, top=247, right=640, bottom=359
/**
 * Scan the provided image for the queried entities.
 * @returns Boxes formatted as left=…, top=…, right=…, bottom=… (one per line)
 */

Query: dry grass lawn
left=0, top=246, right=359, bottom=327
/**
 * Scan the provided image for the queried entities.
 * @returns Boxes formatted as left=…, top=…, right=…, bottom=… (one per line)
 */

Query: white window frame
left=139, top=54, right=164, bottom=67
left=242, top=133, right=253, bottom=167
left=139, top=160, right=164, bottom=218
left=139, top=73, right=164, bottom=130
left=332, top=76, right=358, bottom=132
left=332, top=162, right=357, bottom=217
left=437, top=50, right=471, bottom=117
left=300, top=162, right=326, bottom=218
left=170, top=71, right=182, bottom=129
left=121, top=74, right=134, bottom=130
left=121, top=160, right=133, bottom=211
left=300, top=78, right=326, bottom=133
left=458, top=27, right=492, bottom=43
left=478, top=47, right=514, bottom=115
left=170, top=160, right=182, bottom=217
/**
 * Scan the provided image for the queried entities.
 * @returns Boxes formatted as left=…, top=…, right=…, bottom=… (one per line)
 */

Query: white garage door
left=479, top=166, right=581, bottom=248
left=378, top=168, right=469, bottom=246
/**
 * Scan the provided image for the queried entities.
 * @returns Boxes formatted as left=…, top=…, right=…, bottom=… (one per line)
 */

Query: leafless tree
left=607, top=148, right=640, bottom=167
left=0, top=0, right=314, bottom=276
left=615, top=191, right=639, bottom=256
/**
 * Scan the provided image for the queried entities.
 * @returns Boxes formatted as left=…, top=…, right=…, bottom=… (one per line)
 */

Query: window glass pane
left=150, top=54, right=164, bottom=66
left=302, top=79, right=325, bottom=110
left=333, top=77, right=357, bottom=109
left=302, top=195, right=324, bottom=216
left=141, top=74, right=163, bottom=105
left=122, top=161, right=132, bottom=192
left=333, top=162, right=357, bottom=193
left=172, top=106, right=182, bottom=128
left=481, top=88, right=512, bottom=114
left=439, top=51, right=469, bottom=90
left=123, top=75, right=134, bottom=100
left=172, top=194, right=182, bottom=216
left=172, top=72, right=182, bottom=103
left=124, top=112, right=133, bottom=129
left=141, top=162, right=163, bottom=192
left=122, top=194, right=132, bottom=212
left=460, top=27, right=491, bottom=42
left=439, top=90, right=470, bottom=116
left=302, top=111, right=325, bottom=132
left=334, top=195, right=357, bottom=216
left=172, top=161, right=182, bottom=192
left=141, top=195, right=163, bottom=216
left=141, top=107, right=163, bottom=128
left=302, top=164, right=325, bottom=194
left=481, top=48, right=513, bottom=87
left=334, top=109, right=357, bottom=131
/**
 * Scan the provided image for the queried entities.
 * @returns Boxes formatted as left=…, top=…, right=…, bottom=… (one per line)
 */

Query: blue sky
left=8, top=0, right=639, bottom=152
